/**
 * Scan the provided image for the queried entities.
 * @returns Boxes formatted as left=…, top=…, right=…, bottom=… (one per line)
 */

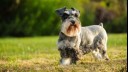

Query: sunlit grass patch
left=0, top=34, right=127, bottom=72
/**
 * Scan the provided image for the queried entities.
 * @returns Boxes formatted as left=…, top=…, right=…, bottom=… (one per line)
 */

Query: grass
left=0, top=33, right=127, bottom=72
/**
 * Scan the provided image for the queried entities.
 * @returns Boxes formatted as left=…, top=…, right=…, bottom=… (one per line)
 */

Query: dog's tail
left=99, top=22, right=103, bottom=27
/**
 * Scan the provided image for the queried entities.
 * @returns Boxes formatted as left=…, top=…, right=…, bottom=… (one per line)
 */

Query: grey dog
left=56, top=7, right=109, bottom=65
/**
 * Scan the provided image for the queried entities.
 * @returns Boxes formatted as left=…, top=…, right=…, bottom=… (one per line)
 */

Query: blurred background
left=0, top=0, right=127, bottom=37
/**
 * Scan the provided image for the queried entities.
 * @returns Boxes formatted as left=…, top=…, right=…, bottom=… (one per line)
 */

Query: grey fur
left=56, top=7, right=66, bottom=16
left=56, top=7, right=109, bottom=65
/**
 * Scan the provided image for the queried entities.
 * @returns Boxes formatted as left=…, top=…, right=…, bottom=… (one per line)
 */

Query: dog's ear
left=71, top=7, right=75, bottom=11
left=76, top=10, right=80, bottom=17
left=56, top=7, right=66, bottom=16
left=71, top=7, right=80, bottom=17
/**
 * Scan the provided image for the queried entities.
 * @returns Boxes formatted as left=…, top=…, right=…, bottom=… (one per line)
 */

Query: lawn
left=0, top=34, right=127, bottom=72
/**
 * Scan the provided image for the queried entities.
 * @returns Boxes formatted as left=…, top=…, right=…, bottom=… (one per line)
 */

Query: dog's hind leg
left=97, top=38, right=109, bottom=61
left=92, top=36, right=109, bottom=61
left=99, top=44, right=109, bottom=60
left=92, top=48, right=102, bottom=60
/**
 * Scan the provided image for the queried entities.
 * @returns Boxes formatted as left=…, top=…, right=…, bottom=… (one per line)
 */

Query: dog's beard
left=61, top=20, right=81, bottom=37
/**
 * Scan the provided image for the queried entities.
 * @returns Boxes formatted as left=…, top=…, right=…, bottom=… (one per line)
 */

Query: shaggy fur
left=56, top=7, right=109, bottom=65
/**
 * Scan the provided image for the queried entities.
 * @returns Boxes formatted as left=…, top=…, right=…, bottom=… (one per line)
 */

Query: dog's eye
left=62, top=13, right=69, bottom=19
left=74, top=13, right=78, bottom=17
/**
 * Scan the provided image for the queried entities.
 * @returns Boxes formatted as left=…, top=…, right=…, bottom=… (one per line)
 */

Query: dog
left=56, top=7, right=109, bottom=65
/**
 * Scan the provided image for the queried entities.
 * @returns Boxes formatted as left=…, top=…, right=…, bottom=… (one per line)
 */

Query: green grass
left=0, top=34, right=127, bottom=72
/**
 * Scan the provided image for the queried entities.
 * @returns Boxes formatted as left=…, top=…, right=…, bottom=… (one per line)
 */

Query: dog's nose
left=70, top=20, right=75, bottom=25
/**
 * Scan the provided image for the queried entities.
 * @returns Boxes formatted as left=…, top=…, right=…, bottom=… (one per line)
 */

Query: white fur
left=61, top=58, right=71, bottom=65
left=92, top=49, right=102, bottom=60
left=64, top=11, right=70, bottom=14
left=72, top=11, right=76, bottom=14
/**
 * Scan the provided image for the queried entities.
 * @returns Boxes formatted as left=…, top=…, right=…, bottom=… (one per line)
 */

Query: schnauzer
left=56, top=7, right=109, bottom=65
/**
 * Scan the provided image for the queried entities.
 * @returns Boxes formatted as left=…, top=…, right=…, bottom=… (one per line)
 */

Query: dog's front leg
left=74, top=35, right=83, bottom=59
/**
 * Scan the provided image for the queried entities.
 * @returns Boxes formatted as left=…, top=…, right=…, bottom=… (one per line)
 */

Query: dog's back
left=81, top=23, right=107, bottom=37
left=81, top=24, right=107, bottom=44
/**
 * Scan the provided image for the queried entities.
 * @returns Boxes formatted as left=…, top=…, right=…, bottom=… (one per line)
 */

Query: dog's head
left=56, top=7, right=81, bottom=37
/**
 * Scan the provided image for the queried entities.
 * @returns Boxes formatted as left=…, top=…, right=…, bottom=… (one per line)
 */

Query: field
left=0, top=34, right=127, bottom=72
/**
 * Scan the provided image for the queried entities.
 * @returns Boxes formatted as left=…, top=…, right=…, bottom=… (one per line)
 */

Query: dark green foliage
left=0, top=0, right=127, bottom=37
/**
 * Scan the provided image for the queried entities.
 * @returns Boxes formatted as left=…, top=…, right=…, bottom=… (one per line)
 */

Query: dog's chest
left=58, top=32, right=78, bottom=48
